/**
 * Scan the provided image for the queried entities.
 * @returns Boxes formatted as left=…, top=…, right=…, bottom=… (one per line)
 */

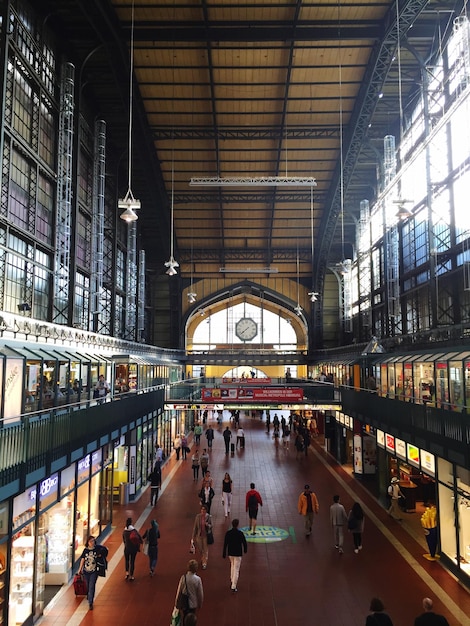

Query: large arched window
left=190, top=302, right=297, bottom=351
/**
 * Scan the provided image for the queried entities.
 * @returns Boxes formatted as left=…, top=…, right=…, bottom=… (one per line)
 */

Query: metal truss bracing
left=153, top=128, right=340, bottom=141
left=178, top=248, right=313, bottom=263
left=52, top=62, right=74, bottom=325
left=90, top=120, right=106, bottom=331
left=124, top=222, right=138, bottom=341
left=315, top=0, right=431, bottom=307
left=176, top=191, right=327, bottom=205
left=138, top=250, right=146, bottom=340
left=189, top=177, right=317, bottom=187
left=357, top=200, right=372, bottom=333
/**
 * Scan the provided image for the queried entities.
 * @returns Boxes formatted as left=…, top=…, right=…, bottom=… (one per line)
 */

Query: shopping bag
left=143, top=539, right=149, bottom=556
left=170, top=607, right=181, bottom=626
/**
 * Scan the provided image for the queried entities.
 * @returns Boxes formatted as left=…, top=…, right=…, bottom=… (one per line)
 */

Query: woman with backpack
left=123, top=517, right=142, bottom=580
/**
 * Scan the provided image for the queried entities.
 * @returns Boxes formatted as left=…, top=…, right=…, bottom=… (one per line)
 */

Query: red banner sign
left=202, top=387, right=303, bottom=402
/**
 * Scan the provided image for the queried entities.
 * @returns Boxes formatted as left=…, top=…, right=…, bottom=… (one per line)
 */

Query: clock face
left=235, top=317, right=258, bottom=341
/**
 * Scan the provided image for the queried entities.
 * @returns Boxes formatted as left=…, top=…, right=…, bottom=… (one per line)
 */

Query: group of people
left=365, top=596, right=449, bottom=626
left=296, top=486, right=365, bottom=555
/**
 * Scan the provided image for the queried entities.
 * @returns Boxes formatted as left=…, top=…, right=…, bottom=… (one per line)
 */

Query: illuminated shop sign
left=406, top=444, right=420, bottom=468
left=385, top=433, right=395, bottom=454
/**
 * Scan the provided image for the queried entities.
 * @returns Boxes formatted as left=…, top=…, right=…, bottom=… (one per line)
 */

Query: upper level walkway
left=40, top=412, right=469, bottom=626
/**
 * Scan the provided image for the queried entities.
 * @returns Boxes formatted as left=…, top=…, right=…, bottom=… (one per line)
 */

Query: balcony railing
left=0, top=387, right=164, bottom=495
left=340, top=387, right=470, bottom=467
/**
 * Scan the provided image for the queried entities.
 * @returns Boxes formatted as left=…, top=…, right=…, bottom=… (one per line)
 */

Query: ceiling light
left=294, top=304, right=303, bottom=316
left=165, top=256, right=179, bottom=275
left=394, top=200, right=414, bottom=220
left=308, top=291, right=319, bottom=302
left=164, top=152, right=178, bottom=275
left=119, top=1, right=140, bottom=223
left=188, top=292, right=197, bottom=304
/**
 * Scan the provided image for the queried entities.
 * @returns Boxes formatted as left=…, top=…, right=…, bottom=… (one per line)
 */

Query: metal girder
left=175, top=192, right=326, bottom=204
left=178, top=248, right=312, bottom=263
left=132, top=24, right=383, bottom=42
left=152, top=127, right=340, bottom=141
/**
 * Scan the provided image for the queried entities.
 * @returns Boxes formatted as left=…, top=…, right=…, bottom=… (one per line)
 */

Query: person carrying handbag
left=192, top=505, right=213, bottom=569
left=142, top=519, right=160, bottom=577
left=174, top=559, right=204, bottom=621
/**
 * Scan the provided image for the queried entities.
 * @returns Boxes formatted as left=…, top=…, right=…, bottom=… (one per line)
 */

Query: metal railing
left=0, top=387, right=164, bottom=492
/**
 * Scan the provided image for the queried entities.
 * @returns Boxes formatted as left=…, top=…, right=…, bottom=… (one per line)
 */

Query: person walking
left=330, top=494, right=348, bottom=554
left=174, top=434, right=182, bottom=460
left=223, top=518, right=248, bottom=592
left=297, top=484, right=319, bottom=537
left=223, top=426, right=232, bottom=454
left=245, top=482, right=263, bottom=535
left=194, top=422, right=203, bottom=445
left=236, top=427, right=245, bottom=448
left=123, top=517, right=142, bottom=580
left=198, top=480, right=215, bottom=514
left=181, top=434, right=189, bottom=460
left=192, top=505, right=213, bottom=569
left=366, top=597, right=394, bottom=626
left=387, top=477, right=404, bottom=521
left=175, top=559, right=204, bottom=621
left=142, top=519, right=160, bottom=577
left=78, top=535, right=108, bottom=610
left=147, top=464, right=161, bottom=506
left=191, top=449, right=200, bottom=480
left=348, top=502, right=365, bottom=553
left=205, top=426, right=214, bottom=449
left=200, top=449, right=209, bottom=477
left=414, top=597, right=450, bottom=626
left=222, top=472, right=233, bottom=517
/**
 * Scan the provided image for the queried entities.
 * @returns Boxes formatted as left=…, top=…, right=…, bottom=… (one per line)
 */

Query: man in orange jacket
left=297, top=484, right=319, bottom=537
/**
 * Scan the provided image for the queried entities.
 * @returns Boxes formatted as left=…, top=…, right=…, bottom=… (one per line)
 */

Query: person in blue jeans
left=78, top=535, right=108, bottom=610
left=142, top=519, right=160, bottom=576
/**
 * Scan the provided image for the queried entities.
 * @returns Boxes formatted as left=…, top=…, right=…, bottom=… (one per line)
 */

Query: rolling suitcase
left=73, top=573, right=87, bottom=596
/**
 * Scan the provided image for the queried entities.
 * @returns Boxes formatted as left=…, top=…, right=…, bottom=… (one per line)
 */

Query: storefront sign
left=376, top=429, right=385, bottom=448
left=353, top=434, right=363, bottom=474
left=4, top=358, right=22, bottom=422
left=420, top=449, right=436, bottom=477
left=406, top=443, right=420, bottom=468
left=77, top=454, right=90, bottom=484
left=91, top=450, right=102, bottom=475
left=202, top=387, right=304, bottom=402
left=395, top=438, right=406, bottom=460
left=385, top=433, right=395, bottom=454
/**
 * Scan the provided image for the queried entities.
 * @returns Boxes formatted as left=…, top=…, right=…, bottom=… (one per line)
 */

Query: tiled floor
left=40, top=411, right=470, bottom=626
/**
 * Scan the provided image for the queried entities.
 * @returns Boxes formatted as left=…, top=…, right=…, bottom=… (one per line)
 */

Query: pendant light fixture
left=118, top=0, right=140, bottom=223
left=164, top=149, right=179, bottom=275
left=294, top=243, right=302, bottom=316
left=308, top=185, right=319, bottom=302
left=188, top=223, right=197, bottom=302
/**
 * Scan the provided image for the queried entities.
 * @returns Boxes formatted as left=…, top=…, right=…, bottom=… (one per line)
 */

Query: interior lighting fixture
left=308, top=185, right=319, bottom=303
left=294, top=244, right=302, bottom=316
left=119, top=1, right=140, bottom=223
left=187, top=223, right=197, bottom=303
left=164, top=151, right=179, bottom=276
left=190, top=176, right=317, bottom=187
left=395, top=200, right=414, bottom=220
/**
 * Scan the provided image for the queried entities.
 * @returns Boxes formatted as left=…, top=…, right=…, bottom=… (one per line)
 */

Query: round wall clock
left=235, top=317, right=258, bottom=341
